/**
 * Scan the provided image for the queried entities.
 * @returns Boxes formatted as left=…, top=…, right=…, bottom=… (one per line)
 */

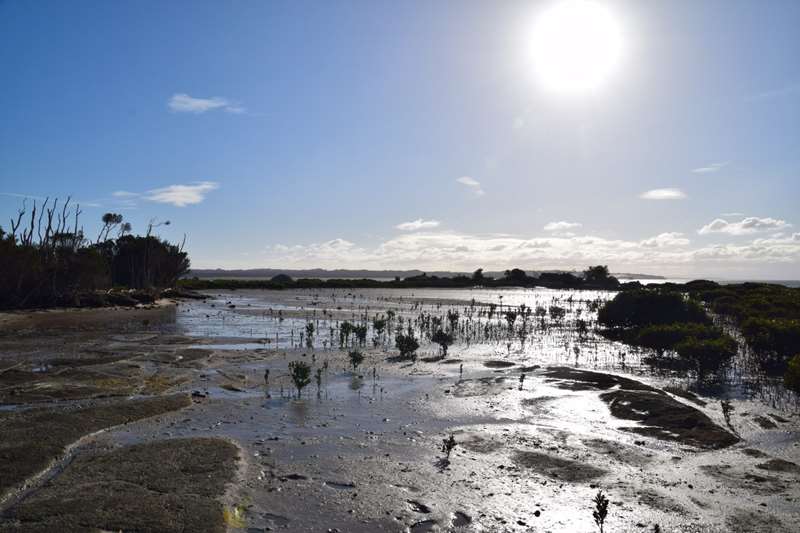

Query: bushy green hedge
left=691, top=284, right=800, bottom=372
left=785, top=355, right=800, bottom=393
left=598, top=290, right=736, bottom=376
left=630, top=323, right=724, bottom=351
left=673, top=336, right=738, bottom=376
left=598, top=290, right=709, bottom=328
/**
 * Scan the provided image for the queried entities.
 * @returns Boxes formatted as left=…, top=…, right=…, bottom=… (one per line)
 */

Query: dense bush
left=598, top=290, right=708, bottom=328
left=0, top=200, right=189, bottom=309
left=692, top=284, right=800, bottom=373
left=674, top=336, right=738, bottom=376
left=784, top=355, right=800, bottom=394
left=631, top=323, right=725, bottom=351
left=396, top=328, right=420, bottom=361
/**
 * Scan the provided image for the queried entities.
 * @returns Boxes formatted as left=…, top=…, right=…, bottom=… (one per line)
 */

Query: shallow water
left=174, top=287, right=799, bottom=411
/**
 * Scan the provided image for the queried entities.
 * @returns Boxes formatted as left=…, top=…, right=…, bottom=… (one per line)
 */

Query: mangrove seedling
left=288, top=361, right=312, bottom=397
left=353, top=324, right=368, bottom=346
left=431, top=329, right=454, bottom=358
left=305, top=322, right=314, bottom=349
left=441, top=434, right=457, bottom=461
left=592, top=490, right=609, bottom=533
left=396, top=328, right=420, bottom=361
left=349, top=349, right=365, bottom=371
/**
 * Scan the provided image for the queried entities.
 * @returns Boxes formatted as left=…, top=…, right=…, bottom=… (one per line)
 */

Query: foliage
left=348, top=350, right=365, bottom=371
left=674, top=336, right=738, bottom=376
left=740, top=318, right=800, bottom=364
left=288, top=361, right=311, bottom=396
left=629, top=323, right=726, bottom=351
left=592, top=491, right=609, bottom=533
left=0, top=199, right=188, bottom=309
left=396, top=328, right=420, bottom=361
left=598, top=290, right=708, bottom=328
left=691, top=283, right=800, bottom=372
left=784, top=354, right=800, bottom=394
left=305, top=322, right=315, bottom=348
left=584, top=265, right=620, bottom=288
left=441, top=434, right=456, bottom=460
left=431, top=329, right=454, bottom=357
left=353, top=324, right=368, bottom=346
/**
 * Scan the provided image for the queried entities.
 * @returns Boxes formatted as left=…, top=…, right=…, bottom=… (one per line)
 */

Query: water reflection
left=175, top=287, right=798, bottom=411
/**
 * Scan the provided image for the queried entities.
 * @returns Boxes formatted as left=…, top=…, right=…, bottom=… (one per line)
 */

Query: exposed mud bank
left=544, top=367, right=739, bottom=449
left=0, top=394, right=191, bottom=502
left=1, top=438, right=238, bottom=533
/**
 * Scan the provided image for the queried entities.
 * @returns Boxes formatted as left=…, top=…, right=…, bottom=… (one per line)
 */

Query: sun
left=530, top=0, right=623, bottom=93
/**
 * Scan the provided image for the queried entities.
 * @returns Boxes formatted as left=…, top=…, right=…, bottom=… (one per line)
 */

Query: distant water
left=625, top=278, right=800, bottom=288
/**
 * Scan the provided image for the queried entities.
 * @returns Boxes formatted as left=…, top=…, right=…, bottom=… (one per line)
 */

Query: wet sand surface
left=1, top=288, right=798, bottom=532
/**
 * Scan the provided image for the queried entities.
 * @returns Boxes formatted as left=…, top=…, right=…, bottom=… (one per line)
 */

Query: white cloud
left=640, top=232, right=691, bottom=248
left=698, top=216, right=791, bottom=236
left=112, top=190, right=138, bottom=198
left=168, top=93, right=245, bottom=114
left=144, top=181, right=219, bottom=207
left=721, top=212, right=744, bottom=217
left=259, top=229, right=800, bottom=273
left=456, top=176, right=485, bottom=196
left=692, top=162, right=729, bottom=174
left=543, top=221, right=582, bottom=232
left=395, top=219, right=441, bottom=231
left=639, top=188, right=687, bottom=200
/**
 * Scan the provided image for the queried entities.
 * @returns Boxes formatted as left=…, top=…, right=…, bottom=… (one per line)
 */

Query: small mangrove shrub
left=431, top=329, right=454, bottom=358
left=441, top=434, right=456, bottom=461
left=592, top=490, right=609, bottom=533
left=288, top=361, right=311, bottom=397
left=396, top=328, right=420, bottom=361
left=348, top=349, right=365, bottom=371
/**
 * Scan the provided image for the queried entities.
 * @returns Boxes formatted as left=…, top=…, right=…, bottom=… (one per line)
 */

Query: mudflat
left=1, top=288, right=798, bottom=532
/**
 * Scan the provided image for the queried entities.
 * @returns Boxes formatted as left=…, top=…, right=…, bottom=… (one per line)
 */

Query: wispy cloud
left=111, top=181, right=219, bottom=208
left=640, top=188, right=687, bottom=200
left=692, top=162, right=729, bottom=174
left=640, top=232, right=690, bottom=248
left=456, top=176, right=485, bottom=196
left=721, top=212, right=744, bottom=217
left=543, top=221, right=582, bottom=232
left=698, top=216, right=791, bottom=236
left=168, top=93, right=245, bottom=114
left=395, top=219, right=441, bottom=231
left=145, top=181, right=219, bottom=207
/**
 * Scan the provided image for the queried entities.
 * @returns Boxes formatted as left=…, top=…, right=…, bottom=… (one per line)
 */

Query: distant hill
left=187, top=268, right=664, bottom=280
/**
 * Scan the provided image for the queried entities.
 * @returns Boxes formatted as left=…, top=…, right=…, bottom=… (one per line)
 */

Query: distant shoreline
left=187, top=268, right=666, bottom=281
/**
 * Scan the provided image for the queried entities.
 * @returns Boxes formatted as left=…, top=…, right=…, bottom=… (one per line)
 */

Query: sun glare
left=530, top=0, right=623, bottom=93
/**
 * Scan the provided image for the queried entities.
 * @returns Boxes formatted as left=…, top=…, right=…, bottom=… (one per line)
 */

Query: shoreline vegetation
left=0, top=198, right=191, bottom=311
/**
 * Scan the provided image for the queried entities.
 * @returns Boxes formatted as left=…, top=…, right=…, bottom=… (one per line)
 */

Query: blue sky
left=1, top=0, right=798, bottom=278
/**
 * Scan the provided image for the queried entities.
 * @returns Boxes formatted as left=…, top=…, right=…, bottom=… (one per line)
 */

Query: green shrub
left=395, top=329, right=420, bottom=361
left=288, top=361, right=311, bottom=397
left=348, top=350, right=364, bottom=371
left=740, top=318, right=800, bottom=361
left=784, top=355, right=800, bottom=393
left=674, top=336, right=737, bottom=376
left=431, top=329, right=454, bottom=357
left=598, top=290, right=709, bottom=328
left=632, top=323, right=724, bottom=351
